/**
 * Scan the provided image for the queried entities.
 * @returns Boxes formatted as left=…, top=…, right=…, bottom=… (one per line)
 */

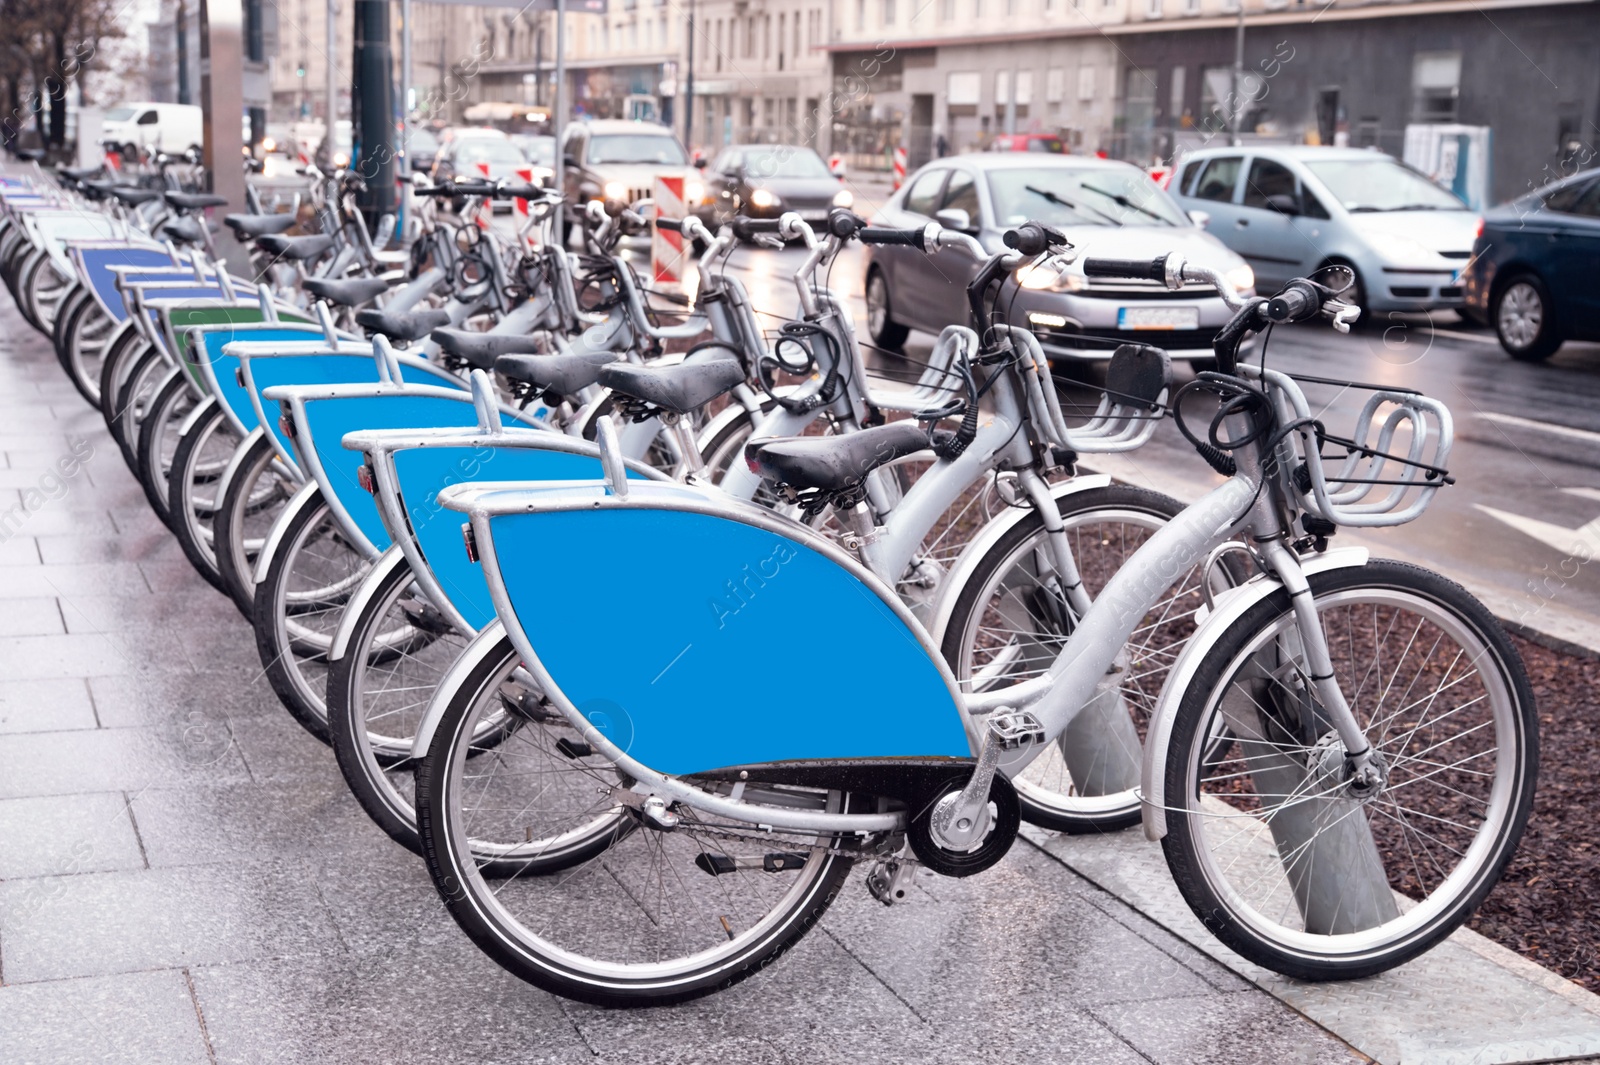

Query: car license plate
left=1118, top=307, right=1199, bottom=331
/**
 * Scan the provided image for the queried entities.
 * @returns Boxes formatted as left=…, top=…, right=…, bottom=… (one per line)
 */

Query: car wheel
left=865, top=269, right=909, bottom=350
left=1494, top=275, right=1561, bottom=362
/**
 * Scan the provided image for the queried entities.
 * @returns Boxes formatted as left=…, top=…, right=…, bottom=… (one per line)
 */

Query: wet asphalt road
left=697, top=240, right=1600, bottom=648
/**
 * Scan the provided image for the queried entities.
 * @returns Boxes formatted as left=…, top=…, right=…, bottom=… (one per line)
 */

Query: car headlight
left=1017, top=263, right=1087, bottom=292
left=261, top=136, right=276, bottom=153
left=749, top=188, right=778, bottom=209
left=1367, top=232, right=1436, bottom=269
left=833, top=188, right=854, bottom=208
left=603, top=180, right=629, bottom=201
left=333, top=151, right=350, bottom=167
left=1225, top=264, right=1255, bottom=293
left=685, top=180, right=705, bottom=205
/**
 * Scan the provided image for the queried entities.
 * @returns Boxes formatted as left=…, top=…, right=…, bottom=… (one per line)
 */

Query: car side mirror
left=1264, top=193, right=1300, bottom=215
left=934, top=207, right=975, bottom=233
left=410, top=156, right=430, bottom=172
left=694, top=157, right=708, bottom=170
left=1187, top=209, right=1211, bottom=228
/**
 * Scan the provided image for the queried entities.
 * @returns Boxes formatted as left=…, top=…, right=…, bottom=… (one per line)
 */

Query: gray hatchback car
left=865, top=154, right=1255, bottom=366
left=1170, top=146, right=1480, bottom=315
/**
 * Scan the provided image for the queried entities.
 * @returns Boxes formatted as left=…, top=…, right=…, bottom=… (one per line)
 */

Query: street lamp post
left=683, top=0, right=696, bottom=152
left=1230, top=2, right=1245, bottom=147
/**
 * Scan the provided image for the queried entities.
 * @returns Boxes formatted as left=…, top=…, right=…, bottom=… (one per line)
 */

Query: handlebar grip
left=1266, top=279, right=1320, bottom=324
left=827, top=208, right=869, bottom=239
left=1080, top=256, right=1168, bottom=282
left=500, top=184, right=542, bottom=201
left=731, top=216, right=784, bottom=241
left=858, top=226, right=927, bottom=251
left=655, top=216, right=684, bottom=233
left=1003, top=222, right=1069, bottom=257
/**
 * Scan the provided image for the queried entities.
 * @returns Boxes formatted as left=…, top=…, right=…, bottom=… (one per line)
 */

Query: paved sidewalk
left=0, top=306, right=1373, bottom=1064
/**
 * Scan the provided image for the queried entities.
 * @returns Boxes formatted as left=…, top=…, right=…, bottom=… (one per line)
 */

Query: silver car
left=865, top=154, right=1256, bottom=366
left=1170, top=145, right=1480, bottom=314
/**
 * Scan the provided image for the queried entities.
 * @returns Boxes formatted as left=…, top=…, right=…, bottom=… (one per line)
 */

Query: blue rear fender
left=472, top=488, right=974, bottom=778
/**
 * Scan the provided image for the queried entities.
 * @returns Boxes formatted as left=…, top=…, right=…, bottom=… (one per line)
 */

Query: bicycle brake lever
left=1327, top=300, right=1360, bottom=334
left=752, top=234, right=785, bottom=250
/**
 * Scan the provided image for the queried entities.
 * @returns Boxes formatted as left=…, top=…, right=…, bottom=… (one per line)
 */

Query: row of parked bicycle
left=0, top=154, right=1537, bottom=1007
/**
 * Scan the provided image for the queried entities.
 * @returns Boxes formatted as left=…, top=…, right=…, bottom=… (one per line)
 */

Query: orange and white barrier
left=892, top=146, right=907, bottom=189
left=651, top=175, right=688, bottom=287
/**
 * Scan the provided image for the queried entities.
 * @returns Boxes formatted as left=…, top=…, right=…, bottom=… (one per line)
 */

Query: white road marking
left=1427, top=327, right=1501, bottom=346
left=1476, top=502, right=1600, bottom=557
left=1477, top=411, right=1600, bottom=446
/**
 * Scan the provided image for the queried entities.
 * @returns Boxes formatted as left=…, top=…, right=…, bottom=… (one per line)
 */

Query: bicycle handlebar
left=857, top=225, right=929, bottom=250
left=1002, top=222, right=1068, bottom=257
left=1080, top=256, right=1169, bottom=283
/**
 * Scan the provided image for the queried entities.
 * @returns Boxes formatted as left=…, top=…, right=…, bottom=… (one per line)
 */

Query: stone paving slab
left=1025, top=825, right=1600, bottom=1065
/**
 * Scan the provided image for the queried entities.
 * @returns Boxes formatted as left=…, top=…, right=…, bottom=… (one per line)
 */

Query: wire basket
left=995, top=326, right=1171, bottom=455
left=1258, top=367, right=1454, bottom=528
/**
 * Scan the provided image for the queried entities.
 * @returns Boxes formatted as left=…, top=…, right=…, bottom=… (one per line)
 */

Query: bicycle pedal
left=865, top=858, right=916, bottom=905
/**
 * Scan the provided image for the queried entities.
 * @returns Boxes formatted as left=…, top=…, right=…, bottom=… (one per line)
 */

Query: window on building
left=856, top=0, right=866, bottom=30
left=948, top=71, right=981, bottom=105
left=1169, top=66, right=1186, bottom=117
left=883, top=0, right=896, bottom=25
left=1412, top=51, right=1461, bottom=122
left=1005, top=0, right=1017, bottom=14
left=1045, top=68, right=1064, bottom=103
left=1146, top=0, right=1162, bottom=17
left=1183, top=0, right=1200, bottom=13
left=1077, top=66, right=1095, bottom=101
left=778, top=12, right=786, bottom=67
left=996, top=70, right=1011, bottom=106
left=1191, top=156, right=1242, bottom=202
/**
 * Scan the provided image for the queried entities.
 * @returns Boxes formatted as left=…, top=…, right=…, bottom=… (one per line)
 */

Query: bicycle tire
left=1159, top=559, right=1537, bottom=980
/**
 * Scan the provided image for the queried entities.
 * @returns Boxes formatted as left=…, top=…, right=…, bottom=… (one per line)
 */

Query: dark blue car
left=1464, top=168, right=1600, bottom=360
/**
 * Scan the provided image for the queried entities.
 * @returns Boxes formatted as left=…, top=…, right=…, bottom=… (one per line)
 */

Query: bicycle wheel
left=251, top=486, right=372, bottom=742
left=214, top=431, right=297, bottom=617
left=939, top=483, right=1224, bottom=834
left=96, top=325, right=148, bottom=428
left=58, top=296, right=116, bottom=405
left=21, top=250, right=73, bottom=333
left=133, top=369, right=199, bottom=526
left=51, top=285, right=87, bottom=371
left=165, top=398, right=239, bottom=592
left=105, top=346, right=168, bottom=472
left=13, top=248, right=49, bottom=332
left=417, top=626, right=858, bottom=1007
left=1160, top=559, right=1537, bottom=980
left=327, top=550, right=474, bottom=852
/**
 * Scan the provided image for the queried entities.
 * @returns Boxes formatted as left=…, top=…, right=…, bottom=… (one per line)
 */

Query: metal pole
left=1230, top=5, right=1244, bottom=147
left=326, top=0, right=338, bottom=164
left=683, top=0, right=695, bottom=151
left=401, top=0, right=412, bottom=128
left=354, top=0, right=396, bottom=225
left=199, top=0, right=251, bottom=273
left=553, top=0, right=566, bottom=241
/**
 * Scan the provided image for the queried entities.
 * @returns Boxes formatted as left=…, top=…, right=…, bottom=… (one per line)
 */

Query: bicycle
left=411, top=242, right=1535, bottom=1005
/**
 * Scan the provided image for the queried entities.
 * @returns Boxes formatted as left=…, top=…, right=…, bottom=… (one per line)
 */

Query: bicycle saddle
left=106, top=185, right=163, bottom=207
left=256, top=233, right=336, bottom=260
left=303, top=276, right=389, bottom=307
left=157, top=216, right=205, bottom=244
left=745, top=420, right=933, bottom=493
left=59, top=166, right=102, bottom=182
left=433, top=328, right=542, bottom=370
left=224, top=212, right=297, bottom=239
left=598, top=349, right=745, bottom=415
left=496, top=351, right=619, bottom=396
left=355, top=306, right=451, bottom=343
left=165, top=191, right=230, bottom=212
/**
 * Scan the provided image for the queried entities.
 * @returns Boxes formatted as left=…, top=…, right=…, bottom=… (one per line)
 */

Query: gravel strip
left=1469, top=635, right=1600, bottom=993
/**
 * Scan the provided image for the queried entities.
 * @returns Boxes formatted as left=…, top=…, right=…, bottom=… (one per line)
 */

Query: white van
left=102, top=103, right=204, bottom=155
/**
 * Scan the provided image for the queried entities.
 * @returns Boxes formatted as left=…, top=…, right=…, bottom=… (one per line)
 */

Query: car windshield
left=587, top=133, right=687, bottom=166
left=987, top=167, right=1188, bottom=227
left=458, top=140, right=527, bottom=165
left=1302, top=158, right=1467, bottom=212
left=407, top=129, right=439, bottom=152
left=106, top=107, right=137, bottom=122
left=740, top=147, right=833, bottom=180
left=514, top=136, right=555, bottom=166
